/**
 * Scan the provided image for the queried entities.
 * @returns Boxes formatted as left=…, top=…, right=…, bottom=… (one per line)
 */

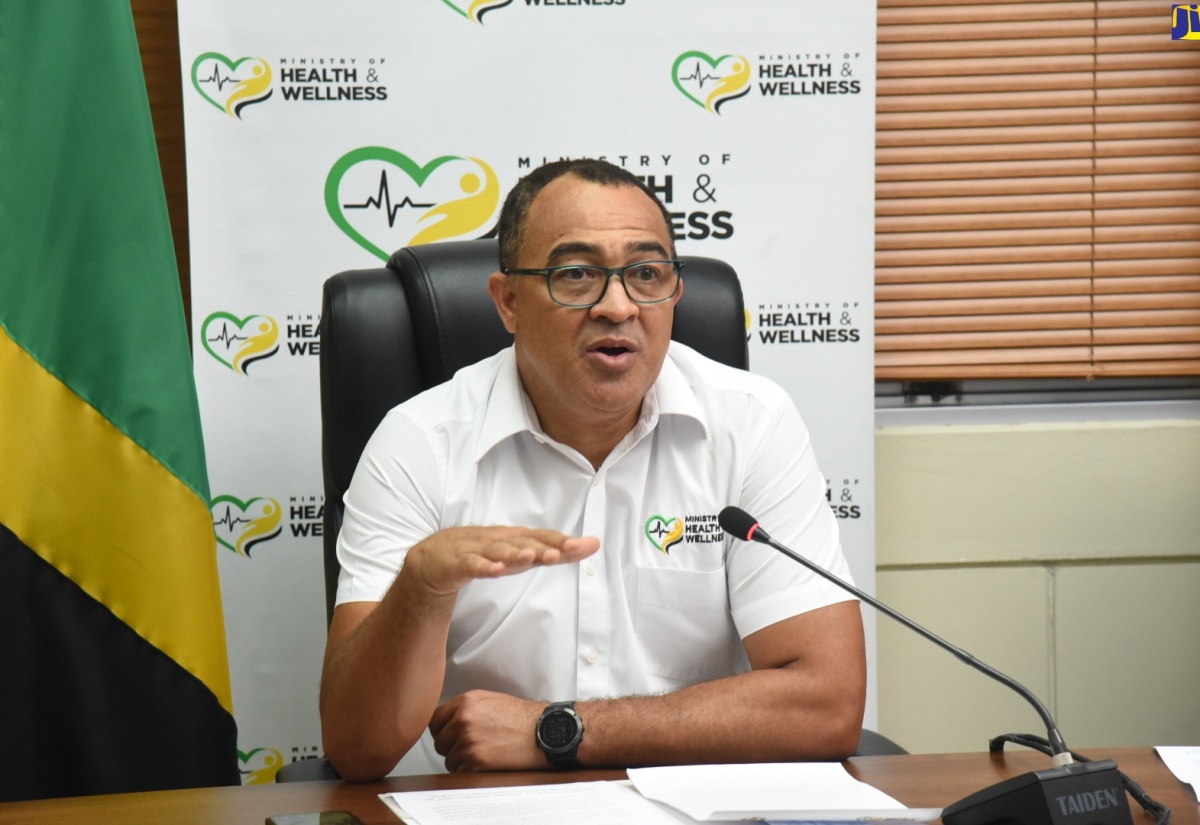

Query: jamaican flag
left=0, top=1, right=239, bottom=801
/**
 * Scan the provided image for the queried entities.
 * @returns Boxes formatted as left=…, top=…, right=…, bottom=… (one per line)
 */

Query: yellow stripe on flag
left=0, top=327, right=233, bottom=714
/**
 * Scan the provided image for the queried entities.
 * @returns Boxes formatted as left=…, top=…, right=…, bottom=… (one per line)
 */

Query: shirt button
left=586, top=650, right=599, bottom=664
left=534, top=435, right=545, bottom=445
left=586, top=562, right=597, bottom=576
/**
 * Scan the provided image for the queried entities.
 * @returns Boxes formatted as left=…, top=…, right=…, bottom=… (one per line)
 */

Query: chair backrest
left=318, top=238, right=747, bottom=624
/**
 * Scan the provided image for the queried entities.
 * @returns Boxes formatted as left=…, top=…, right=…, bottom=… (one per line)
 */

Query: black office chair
left=278, top=239, right=900, bottom=781
left=855, top=728, right=908, bottom=757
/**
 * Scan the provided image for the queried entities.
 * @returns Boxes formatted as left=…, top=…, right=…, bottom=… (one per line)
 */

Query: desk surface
left=1, top=748, right=1194, bottom=825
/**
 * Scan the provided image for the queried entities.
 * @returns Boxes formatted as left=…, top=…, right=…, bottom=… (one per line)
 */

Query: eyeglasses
left=504, top=260, right=684, bottom=308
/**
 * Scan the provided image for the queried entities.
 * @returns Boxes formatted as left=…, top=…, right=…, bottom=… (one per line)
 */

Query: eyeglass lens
left=549, top=262, right=678, bottom=306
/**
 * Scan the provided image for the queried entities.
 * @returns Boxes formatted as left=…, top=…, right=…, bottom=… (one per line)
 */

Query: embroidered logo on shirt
left=681, top=514, right=725, bottom=544
left=644, top=513, right=726, bottom=553
left=644, top=515, right=684, bottom=555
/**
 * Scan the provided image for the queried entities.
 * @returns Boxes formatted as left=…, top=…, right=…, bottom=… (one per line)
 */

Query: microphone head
left=719, top=506, right=765, bottom=542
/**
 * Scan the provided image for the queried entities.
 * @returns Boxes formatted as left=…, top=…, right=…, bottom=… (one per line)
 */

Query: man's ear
left=487, top=271, right=518, bottom=334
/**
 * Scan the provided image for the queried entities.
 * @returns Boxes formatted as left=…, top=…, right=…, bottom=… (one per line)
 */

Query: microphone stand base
left=942, top=759, right=1132, bottom=825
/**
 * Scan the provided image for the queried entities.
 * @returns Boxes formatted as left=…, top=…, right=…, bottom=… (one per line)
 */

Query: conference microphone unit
left=718, top=506, right=1163, bottom=825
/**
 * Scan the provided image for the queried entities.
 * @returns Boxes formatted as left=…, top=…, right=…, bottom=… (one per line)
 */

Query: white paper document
left=381, top=780, right=732, bottom=825
left=1155, top=745, right=1200, bottom=790
left=627, top=762, right=943, bottom=822
left=380, top=764, right=942, bottom=825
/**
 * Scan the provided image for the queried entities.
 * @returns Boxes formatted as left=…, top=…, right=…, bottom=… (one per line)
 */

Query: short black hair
left=496, top=158, right=676, bottom=273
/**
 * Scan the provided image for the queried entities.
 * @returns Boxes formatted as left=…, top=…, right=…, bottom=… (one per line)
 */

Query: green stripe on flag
left=0, top=1, right=207, bottom=499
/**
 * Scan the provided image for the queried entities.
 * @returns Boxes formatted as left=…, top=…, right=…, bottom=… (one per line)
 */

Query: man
left=320, top=159, right=865, bottom=781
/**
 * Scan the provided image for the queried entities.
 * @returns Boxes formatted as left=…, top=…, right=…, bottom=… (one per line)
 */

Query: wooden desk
left=0, top=748, right=1193, bottom=825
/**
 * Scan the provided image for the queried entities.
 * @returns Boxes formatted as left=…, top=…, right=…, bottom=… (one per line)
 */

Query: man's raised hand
left=403, top=526, right=600, bottom=597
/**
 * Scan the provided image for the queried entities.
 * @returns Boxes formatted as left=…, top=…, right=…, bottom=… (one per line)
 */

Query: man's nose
left=590, top=273, right=639, bottom=321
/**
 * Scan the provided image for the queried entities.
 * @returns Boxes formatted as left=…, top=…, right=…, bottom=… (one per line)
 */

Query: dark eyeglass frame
left=503, top=259, right=684, bottom=308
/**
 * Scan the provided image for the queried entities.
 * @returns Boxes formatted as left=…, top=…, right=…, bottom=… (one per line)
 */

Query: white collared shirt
left=336, top=341, right=854, bottom=774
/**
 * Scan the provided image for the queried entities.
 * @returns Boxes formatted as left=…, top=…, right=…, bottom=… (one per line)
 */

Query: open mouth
left=588, top=341, right=638, bottom=367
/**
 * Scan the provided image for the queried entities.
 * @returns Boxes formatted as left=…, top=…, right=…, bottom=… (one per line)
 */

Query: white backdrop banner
left=177, top=0, right=876, bottom=782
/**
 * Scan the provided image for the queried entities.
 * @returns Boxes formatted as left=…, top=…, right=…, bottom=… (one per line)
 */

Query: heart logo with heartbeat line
left=237, top=747, right=283, bottom=785
left=324, top=147, right=501, bottom=261
left=439, top=0, right=513, bottom=24
left=671, top=51, right=752, bottom=115
left=210, top=495, right=282, bottom=558
left=200, top=312, right=279, bottom=376
left=190, top=53, right=273, bottom=119
left=644, top=515, right=684, bottom=555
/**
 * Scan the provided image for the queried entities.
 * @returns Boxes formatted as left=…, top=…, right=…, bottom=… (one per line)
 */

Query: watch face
left=537, top=710, right=578, bottom=750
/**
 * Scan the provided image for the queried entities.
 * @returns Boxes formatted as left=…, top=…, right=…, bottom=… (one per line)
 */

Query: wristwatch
left=535, top=701, right=585, bottom=769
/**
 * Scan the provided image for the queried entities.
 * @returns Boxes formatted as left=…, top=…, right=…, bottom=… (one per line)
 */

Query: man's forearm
left=430, top=663, right=863, bottom=773
left=319, top=568, right=456, bottom=780
left=573, top=600, right=866, bottom=768
left=574, top=664, right=863, bottom=768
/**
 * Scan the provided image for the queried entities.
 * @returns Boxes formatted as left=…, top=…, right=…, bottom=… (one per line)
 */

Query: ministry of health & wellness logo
left=672, top=50, right=864, bottom=114
left=238, top=747, right=284, bottom=784
left=191, top=51, right=387, bottom=118
left=672, top=51, right=751, bottom=115
left=191, top=53, right=273, bottom=119
left=645, top=514, right=684, bottom=555
left=438, top=0, right=626, bottom=23
left=211, top=495, right=283, bottom=558
left=440, top=0, right=513, bottom=23
left=645, top=512, right=725, bottom=554
left=326, top=148, right=501, bottom=260
left=201, top=312, right=280, bottom=375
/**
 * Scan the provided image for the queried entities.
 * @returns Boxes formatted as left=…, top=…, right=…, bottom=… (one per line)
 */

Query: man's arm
left=427, top=598, right=866, bottom=772
left=319, top=526, right=599, bottom=781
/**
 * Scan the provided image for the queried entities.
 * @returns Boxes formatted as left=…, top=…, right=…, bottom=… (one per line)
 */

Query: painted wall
left=874, top=415, right=1200, bottom=753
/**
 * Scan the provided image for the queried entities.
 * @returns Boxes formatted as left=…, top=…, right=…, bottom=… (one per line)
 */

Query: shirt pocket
left=634, top=567, right=744, bottom=683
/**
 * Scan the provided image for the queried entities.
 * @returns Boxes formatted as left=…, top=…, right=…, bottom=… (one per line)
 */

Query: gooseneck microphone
left=717, top=506, right=1071, bottom=762
left=719, top=506, right=1156, bottom=825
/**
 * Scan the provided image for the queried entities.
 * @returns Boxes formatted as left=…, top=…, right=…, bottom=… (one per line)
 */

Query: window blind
left=875, top=0, right=1200, bottom=380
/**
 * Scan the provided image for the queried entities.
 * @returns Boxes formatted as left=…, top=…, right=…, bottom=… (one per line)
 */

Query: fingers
left=430, top=695, right=484, bottom=773
left=537, top=531, right=601, bottom=561
left=428, top=692, right=544, bottom=772
left=475, top=531, right=591, bottom=573
left=428, top=698, right=456, bottom=756
left=407, top=527, right=600, bottom=596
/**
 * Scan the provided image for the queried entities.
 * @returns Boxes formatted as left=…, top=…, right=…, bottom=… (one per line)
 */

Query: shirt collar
left=652, top=342, right=708, bottom=434
left=474, top=343, right=709, bottom=462
left=475, top=348, right=535, bottom=461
